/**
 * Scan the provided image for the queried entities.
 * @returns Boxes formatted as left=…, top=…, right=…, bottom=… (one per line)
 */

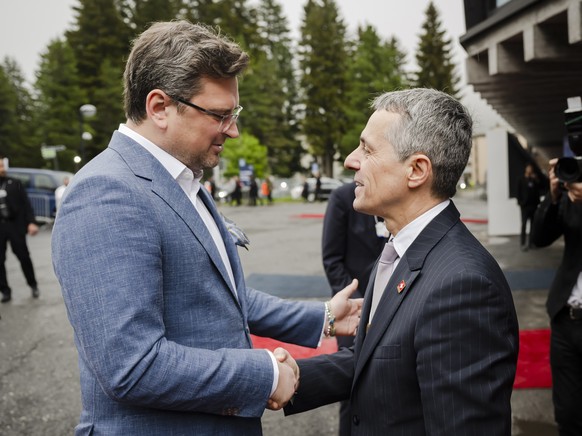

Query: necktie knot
left=379, top=240, right=398, bottom=264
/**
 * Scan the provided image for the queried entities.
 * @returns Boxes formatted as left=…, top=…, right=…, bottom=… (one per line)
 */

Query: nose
left=344, top=149, right=360, bottom=171
left=223, top=121, right=240, bottom=138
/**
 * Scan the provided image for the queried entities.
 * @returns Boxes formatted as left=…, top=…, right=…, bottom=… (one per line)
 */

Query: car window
left=35, top=174, right=57, bottom=190
left=8, top=172, right=31, bottom=188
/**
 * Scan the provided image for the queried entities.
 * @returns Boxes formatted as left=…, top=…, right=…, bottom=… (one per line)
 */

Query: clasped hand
left=267, top=347, right=299, bottom=411
left=266, top=280, right=362, bottom=411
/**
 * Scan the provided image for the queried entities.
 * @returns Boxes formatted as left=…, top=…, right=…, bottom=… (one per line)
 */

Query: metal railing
left=27, top=194, right=54, bottom=222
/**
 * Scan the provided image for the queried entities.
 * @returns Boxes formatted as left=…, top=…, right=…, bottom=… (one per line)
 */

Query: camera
left=556, top=96, right=582, bottom=183
left=555, top=156, right=582, bottom=183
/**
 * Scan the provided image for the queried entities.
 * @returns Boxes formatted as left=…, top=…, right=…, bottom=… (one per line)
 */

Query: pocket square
left=222, top=214, right=250, bottom=250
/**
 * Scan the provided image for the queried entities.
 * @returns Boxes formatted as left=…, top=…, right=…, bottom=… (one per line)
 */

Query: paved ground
left=0, top=190, right=563, bottom=435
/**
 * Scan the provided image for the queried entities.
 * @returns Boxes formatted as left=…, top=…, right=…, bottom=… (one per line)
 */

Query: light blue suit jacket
left=52, top=131, right=324, bottom=435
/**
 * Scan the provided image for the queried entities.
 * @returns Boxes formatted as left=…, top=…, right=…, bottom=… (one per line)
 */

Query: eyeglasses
left=169, top=95, right=242, bottom=133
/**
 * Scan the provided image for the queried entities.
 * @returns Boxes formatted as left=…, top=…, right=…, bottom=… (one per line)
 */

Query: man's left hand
left=330, top=279, right=362, bottom=336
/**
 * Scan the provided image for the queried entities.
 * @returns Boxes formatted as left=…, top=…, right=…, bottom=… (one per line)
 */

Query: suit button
left=352, top=414, right=360, bottom=425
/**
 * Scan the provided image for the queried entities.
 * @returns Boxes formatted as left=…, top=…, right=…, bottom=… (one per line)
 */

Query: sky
left=0, top=0, right=508, bottom=132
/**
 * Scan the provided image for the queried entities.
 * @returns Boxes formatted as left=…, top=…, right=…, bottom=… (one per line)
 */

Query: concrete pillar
left=486, top=128, right=521, bottom=236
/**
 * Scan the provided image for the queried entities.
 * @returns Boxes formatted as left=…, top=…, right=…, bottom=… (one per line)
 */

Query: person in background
left=55, top=176, right=71, bottom=212
left=261, top=176, right=273, bottom=205
left=230, top=175, right=242, bottom=206
left=321, top=180, right=386, bottom=435
left=248, top=174, right=259, bottom=206
left=284, top=88, right=519, bottom=435
left=51, top=20, right=361, bottom=435
left=314, top=173, right=322, bottom=202
left=301, top=176, right=310, bottom=202
left=0, top=157, right=40, bottom=302
left=530, top=157, right=582, bottom=435
left=203, top=175, right=217, bottom=200
left=517, top=163, right=543, bottom=251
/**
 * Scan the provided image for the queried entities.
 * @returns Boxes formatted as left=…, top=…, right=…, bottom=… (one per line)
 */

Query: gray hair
left=372, top=88, right=473, bottom=199
left=123, top=20, right=249, bottom=122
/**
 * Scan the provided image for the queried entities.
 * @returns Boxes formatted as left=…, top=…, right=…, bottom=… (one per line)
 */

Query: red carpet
left=254, top=329, right=552, bottom=389
left=251, top=335, right=337, bottom=358
left=514, top=329, right=552, bottom=389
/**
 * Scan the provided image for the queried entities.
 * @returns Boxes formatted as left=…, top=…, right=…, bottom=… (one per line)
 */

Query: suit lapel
left=108, top=134, right=240, bottom=301
left=353, top=202, right=461, bottom=386
left=197, top=186, right=246, bottom=302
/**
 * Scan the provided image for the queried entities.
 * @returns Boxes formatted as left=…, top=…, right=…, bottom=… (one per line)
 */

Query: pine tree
left=34, top=39, right=87, bottom=171
left=341, top=26, right=408, bottom=160
left=299, top=0, right=349, bottom=177
left=120, top=0, right=182, bottom=34
left=66, top=0, right=131, bottom=100
left=414, top=1, right=459, bottom=97
left=0, top=58, right=39, bottom=167
left=237, top=0, right=302, bottom=177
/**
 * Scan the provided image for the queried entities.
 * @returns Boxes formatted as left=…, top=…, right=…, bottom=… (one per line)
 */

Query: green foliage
left=119, top=0, right=182, bottom=33
left=299, top=0, right=349, bottom=177
left=34, top=39, right=86, bottom=171
left=341, top=26, right=408, bottom=159
left=238, top=0, right=302, bottom=177
left=221, top=132, right=268, bottom=178
left=66, top=0, right=131, bottom=97
left=414, top=1, right=459, bottom=97
left=0, top=58, right=40, bottom=167
left=2, top=0, right=455, bottom=173
left=88, top=59, right=125, bottom=161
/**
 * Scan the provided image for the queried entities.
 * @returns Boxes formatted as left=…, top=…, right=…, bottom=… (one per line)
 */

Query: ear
left=145, top=90, right=170, bottom=129
left=406, top=154, right=431, bottom=189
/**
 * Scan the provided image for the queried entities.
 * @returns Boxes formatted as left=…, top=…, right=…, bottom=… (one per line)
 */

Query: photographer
left=530, top=156, right=582, bottom=435
left=0, top=158, right=40, bottom=303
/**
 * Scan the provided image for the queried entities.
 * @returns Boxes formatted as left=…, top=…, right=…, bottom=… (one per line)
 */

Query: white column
left=486, top=128, right=521, bottom=236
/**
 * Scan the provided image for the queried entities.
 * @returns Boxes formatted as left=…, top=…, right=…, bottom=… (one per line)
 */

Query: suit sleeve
left=284, top=347, right=354, bottom=415
left=322, top=189, right=353, bottom=294
left=415, top=270, right=518, bottom=434
left=52, top=175, right=275, bottom=418
left=530, top=194, right=562, bottom=247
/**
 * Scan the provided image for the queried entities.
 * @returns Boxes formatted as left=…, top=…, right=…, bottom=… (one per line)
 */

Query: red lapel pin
left=397, top=280, right=406, bottom=293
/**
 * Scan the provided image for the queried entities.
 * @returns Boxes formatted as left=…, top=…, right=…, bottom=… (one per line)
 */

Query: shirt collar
left=118, top=124, right=203, bottom=193
left=392, top=199, right=450, bottom=258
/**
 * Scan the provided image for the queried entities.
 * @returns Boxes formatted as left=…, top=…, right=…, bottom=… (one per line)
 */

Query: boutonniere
left=222, top=214, right=250, bottom=250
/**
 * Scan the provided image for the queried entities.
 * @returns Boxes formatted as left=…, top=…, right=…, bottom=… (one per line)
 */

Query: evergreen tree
left=66, top=0, right=132, bottom=158
left=34, top=39, right=86, bottom=171
left=119, top=0, right=182, bottom=34
left=0, top=58, right=39, bottom=167
left=66, top=0, right=131, bottom=100
left=340, top=26, right=408, bottom=160
left=414, top=1, right=459, bottom=97
left=298, top=0, right=349, bottom=177
left=238, top=0, right=302, bottom=177
left=88, top=59, right=125, bottom=161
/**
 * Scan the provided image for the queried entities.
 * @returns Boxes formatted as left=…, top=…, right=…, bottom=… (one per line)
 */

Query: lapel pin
left=397, top=280, right=406, bottom=293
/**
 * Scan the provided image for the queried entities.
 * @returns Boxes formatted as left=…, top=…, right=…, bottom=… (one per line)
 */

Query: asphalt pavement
left=0, top=189, right=563, bottom=435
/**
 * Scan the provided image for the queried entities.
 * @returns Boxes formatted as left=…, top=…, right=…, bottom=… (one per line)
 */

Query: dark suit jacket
left=530, top=194, right=582, bottom=319
left=0, top=176, right=36, bottom=231
left=322, top=182, right=385, bottom=348
left=287, top=202, right=519, bottom=435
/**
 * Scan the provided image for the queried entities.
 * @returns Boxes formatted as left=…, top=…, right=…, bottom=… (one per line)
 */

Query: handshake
left=267, top=279, right=362, bottom=410
left=267, top=347, right=300, bottom=410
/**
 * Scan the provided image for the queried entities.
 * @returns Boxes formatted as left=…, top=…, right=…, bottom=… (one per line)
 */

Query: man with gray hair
left=285, top=88, right=519, bottom=435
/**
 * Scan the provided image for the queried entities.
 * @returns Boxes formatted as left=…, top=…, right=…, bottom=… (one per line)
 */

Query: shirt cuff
left=267, top=350, right=279, bottom=397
